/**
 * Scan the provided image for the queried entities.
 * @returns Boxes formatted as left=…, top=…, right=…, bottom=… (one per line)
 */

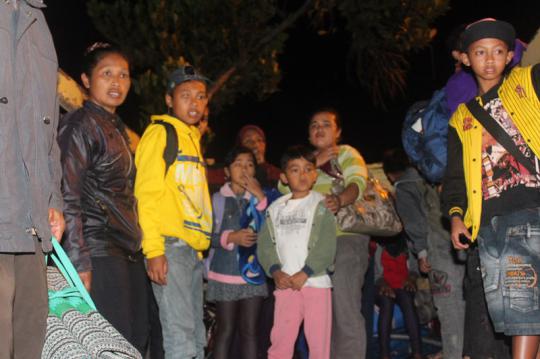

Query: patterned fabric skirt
left=207, top=280, right=268, bottom=302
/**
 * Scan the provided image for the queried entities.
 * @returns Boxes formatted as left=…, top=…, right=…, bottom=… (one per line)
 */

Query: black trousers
left=376, top=289, right=422, bottom=357
left=90, top=255, right=151, bottom=355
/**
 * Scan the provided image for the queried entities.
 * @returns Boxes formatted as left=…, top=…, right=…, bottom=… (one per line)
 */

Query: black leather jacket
left=58, top=101, right=142, bottom=272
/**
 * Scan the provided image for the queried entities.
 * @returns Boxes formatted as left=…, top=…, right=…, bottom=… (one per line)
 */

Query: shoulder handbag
left=466, top=98, right=539, bottom=176
left=42, top=238, right=142, bottom=359
left=326, top=159, right=403, bottom=237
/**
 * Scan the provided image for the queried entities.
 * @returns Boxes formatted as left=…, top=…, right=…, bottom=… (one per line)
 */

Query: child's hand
left=418, top=257, right=432, bottom=274
left=450, top=216, right=471, bottom=250
left=147, top=255, right=168, bottom=285
left=289, top=271, right=309, bottom=290
left=378, top=282, right=396, bottom=298
left=228, top=229, right=257, bottom=247
left=403, top=277, right=417, bottom=293
left=272, top=270, right=292, bottom=290
left=241, top=174, right=265, bottom=202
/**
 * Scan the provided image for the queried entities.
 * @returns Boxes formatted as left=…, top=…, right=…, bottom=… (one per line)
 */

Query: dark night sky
left=43, top=0, right=540, bottom=164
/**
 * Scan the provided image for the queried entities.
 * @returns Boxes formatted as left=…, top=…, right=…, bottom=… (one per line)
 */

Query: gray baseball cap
left=167, top=66, right=211, bottom=94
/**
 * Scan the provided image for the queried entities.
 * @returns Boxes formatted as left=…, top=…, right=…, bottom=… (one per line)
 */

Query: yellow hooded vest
left=135, top=114, right=212, bottom=258
left=449, top=66, right=540, bottom=240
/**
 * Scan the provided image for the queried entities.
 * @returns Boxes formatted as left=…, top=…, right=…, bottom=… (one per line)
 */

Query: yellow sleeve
left=339, top=145, right=368, bottom=200
left=134, top=125, right=167, bottom=259
left=277, top=179, right=290, bottom=195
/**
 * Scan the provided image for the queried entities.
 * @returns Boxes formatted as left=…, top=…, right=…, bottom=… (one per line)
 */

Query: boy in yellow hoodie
left=135, top=65, right=212, bottom=359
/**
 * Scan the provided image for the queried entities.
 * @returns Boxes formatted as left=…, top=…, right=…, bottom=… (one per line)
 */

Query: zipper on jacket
left=188, top=133, right=201, bottom=169
left=264, top=212, right=277, bottom=244
left=95, top=198, right=108, bottom=216
left=177, top=184, right=203, bottom=217
left=114, top=126, right=134, bottom=176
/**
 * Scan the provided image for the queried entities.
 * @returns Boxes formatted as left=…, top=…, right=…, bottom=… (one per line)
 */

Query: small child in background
left=383, top=148, right=465, bottom=359
left=258, top=145, right=337, bottom=359
left=207, top=146, right=269, bottom=359
left=374, top=235, right=422, bottom=359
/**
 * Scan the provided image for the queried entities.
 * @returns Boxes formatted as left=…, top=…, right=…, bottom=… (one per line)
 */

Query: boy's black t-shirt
left=479, top=65, right=540, bottom=224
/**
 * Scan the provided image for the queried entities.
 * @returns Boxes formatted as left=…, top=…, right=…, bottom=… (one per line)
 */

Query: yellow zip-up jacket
left=135, top=114, right=212, bottom=258
left=447, top=65, right=540, bottom=240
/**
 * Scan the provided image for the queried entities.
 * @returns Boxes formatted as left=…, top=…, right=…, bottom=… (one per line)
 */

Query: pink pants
left=268, top=287, right=332, bottom=359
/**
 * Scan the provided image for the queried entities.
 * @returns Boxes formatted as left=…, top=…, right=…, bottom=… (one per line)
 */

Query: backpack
left=208, top=188, right=281, bottom=285
left=153, top=120, right=178, bottom=175
left=401, top=89, right=450, bottom=184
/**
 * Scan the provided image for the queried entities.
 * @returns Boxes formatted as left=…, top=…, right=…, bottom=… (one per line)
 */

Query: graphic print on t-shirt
left=481, top=98, right=540, bottom=201
left=270, top=192, right=333, bottom=288
left=276, top=212, right=308, bottom=235
left=273, top=195, right=315, bottom=278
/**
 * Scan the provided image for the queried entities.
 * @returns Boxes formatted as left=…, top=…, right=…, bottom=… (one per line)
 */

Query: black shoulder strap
left=153, top=120, right=178, bottom=175
left=466, top=99, right=537, bottom=175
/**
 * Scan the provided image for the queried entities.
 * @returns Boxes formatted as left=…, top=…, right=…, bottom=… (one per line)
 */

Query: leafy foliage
left=87, top=0, right=448, bottom=123
left=87, top=0, right=289, bottom=125
left=331, top=0, right=449, bottom=106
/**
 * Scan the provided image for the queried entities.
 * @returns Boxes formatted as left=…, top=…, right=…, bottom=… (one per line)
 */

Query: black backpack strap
left=153, top=120, right=178, bottom=175
left=466, top=99, right=537, bottom=175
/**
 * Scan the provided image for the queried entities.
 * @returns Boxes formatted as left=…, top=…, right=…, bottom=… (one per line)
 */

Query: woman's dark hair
left=280, top=145, right=317, bottom=171
left=82, top=42, right=130, bottom=76
left=224, top=146, right=258, bottom=168
left=382, top=148, right=410, bottom=175
left=310, top=107, right=342, bottom=130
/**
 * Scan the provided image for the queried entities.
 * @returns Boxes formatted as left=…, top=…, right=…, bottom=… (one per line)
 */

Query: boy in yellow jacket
left=443, top=19, right=540, bottom=357
left=135, top=66, right=212, bottom=359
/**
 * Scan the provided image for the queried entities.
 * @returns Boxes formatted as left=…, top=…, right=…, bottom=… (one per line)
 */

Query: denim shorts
left=478, top=206, right=540, bottom=335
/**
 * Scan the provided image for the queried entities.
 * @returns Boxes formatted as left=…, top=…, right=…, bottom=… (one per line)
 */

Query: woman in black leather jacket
left=57, top=43, right=149, bottom=354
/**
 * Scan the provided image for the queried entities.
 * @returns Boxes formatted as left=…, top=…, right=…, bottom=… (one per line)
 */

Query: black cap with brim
left=167, top=66, right=211, bottom=94
left=461, top=18, right=516, bottom=52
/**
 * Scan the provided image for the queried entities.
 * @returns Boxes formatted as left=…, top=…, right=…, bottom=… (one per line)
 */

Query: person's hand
left=49, top=208, right=65, bottom=241
left=418, top=257, right=432, bottom=274
left=378, top=282, right=395, bottom=298
left=451, top=216, right=471, bottom=250
left=228, top=229, right=257, bottom=247
left=147, top=255, right=168, bottom=285
left=241, top=174, right=265, bottom=202
left=78, top=271, right=92, bottom=292
left=314, top=146, right=339, bottom=167
left=324, top=194, right=341, bottom=214
left=289, top=271, right=309, bottom=290
left=272, top=270, right=292, bottom=290
left=403, top=277, right=417, bottom=293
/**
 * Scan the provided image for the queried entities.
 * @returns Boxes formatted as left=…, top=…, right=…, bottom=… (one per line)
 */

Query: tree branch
left=208, top=66, right=238, bottom=100
left=253, top=0, right=314, bottom=55
left=209, top=0, right=314, bottom=99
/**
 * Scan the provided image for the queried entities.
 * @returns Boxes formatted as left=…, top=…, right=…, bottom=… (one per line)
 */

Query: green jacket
left=257, top=194, right=337, bottom=278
